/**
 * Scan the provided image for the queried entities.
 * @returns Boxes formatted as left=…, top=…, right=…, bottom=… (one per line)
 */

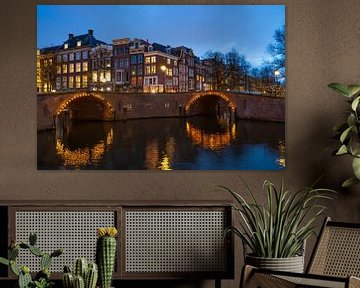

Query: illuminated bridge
left=37, top=90, right=284, bottom=130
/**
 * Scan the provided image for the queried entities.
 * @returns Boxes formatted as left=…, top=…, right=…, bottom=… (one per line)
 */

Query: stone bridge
left=37, top=90, right=285, bottom=130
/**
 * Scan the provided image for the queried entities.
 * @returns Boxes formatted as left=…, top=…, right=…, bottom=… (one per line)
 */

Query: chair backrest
left=307, top=217, right=360, bottom=277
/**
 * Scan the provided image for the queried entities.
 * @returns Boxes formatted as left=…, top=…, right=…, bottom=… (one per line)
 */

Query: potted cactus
left=96, top=227, right=118, bottom=288
left=62, top=258, right=98, bottom=288
left=0, top=232, right=63, bottom=288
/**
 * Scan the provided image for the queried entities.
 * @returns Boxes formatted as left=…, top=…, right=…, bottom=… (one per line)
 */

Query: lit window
left=82, top=62, right=88, bottom=72
left=62, top=76, right=67, bottom=88
left=62, top=54, right=68, bottom=62
left=151, top=66, right=156, bottom=74
left=76, top=63, right=81, bottom=72
left=137, top=77, right=142, bottom=87
left=167, top=58, right=171, bottom=65
left=62, top=64, right=67, bottom=73
left=145, top=57, right=151, bottom=64
left=75, top=76, right=81, bottom=88
left=77, top=41, right=81, bottom=47
left=68, top=76, right=74, bottom=88
left=69, top=64, right=74, bottom=73
left=174, top=60, right=178, bottom=66
left=82, top=75, right=87, bottom=88
left=92, top=72, right=97, bottom=82
left=57, top=65, right=61, bottom=74
left=64, top=43, right=68, bottom=49
left=82, top=51, right=88, bottom=60
left=145, top=66, right=151, bottom=75
left=131, top=77, right=137, bottom=86
left=105, top=71, right=111, bottom=81
left=106, top=58, right=111, bottom=68
left=131, top=66, right=136, bottom=76
left=69, top=53, right=74, bottom=61
left=151, top=56, right=156, bottom=63
left=75, top=52, right=81, bottom=61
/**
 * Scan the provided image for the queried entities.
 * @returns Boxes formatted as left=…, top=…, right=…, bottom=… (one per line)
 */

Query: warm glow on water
left=38, top=117, right=284, bottom=170
left=185, top=122, right=236, bottom=151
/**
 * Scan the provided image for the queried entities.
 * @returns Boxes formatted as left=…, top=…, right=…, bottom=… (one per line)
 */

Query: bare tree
left=204, top=51, right=226, bottom=90
left=267, top=25, right=285, bottom=80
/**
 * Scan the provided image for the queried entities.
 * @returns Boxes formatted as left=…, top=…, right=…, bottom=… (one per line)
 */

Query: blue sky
left=37, top=5, right=285, bottom=67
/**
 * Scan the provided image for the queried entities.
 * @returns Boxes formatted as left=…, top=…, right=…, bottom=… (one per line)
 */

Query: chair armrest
left=349, top=276, right=360, bottom=288
left=240, top=265, right=349, bottom=288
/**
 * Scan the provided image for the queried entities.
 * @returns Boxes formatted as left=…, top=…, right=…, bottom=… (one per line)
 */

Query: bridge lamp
left=160, top=65, right=166, bottom=93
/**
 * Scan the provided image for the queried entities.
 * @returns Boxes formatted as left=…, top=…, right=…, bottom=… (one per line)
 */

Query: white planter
left=245, top=254, right=305, bottom=273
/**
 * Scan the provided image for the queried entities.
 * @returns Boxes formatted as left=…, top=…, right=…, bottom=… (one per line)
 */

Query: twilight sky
left=37, top=5, right=285, bottom=67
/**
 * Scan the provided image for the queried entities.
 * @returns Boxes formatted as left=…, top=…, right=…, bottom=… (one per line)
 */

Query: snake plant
left=221, top=179, right=335, bottom=258
left=328, top=83, right=360, bottom=187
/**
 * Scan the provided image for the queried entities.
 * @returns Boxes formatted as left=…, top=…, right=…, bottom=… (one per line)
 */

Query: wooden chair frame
left=241, top=217, right=360, bottom=288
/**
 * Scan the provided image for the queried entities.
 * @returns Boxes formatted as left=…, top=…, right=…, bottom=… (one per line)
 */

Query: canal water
left=37, top=116, right=285, bottom=170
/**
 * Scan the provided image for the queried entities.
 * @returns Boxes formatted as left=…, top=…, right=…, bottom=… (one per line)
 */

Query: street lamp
left=160, top=65, right=166, bottom=93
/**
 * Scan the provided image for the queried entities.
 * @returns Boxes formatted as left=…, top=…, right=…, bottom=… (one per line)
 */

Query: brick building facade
left=37, top=30, right=211, bottom=93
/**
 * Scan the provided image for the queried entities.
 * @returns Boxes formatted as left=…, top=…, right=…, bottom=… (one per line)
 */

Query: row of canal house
left=37, top=30, right=212, bottom=93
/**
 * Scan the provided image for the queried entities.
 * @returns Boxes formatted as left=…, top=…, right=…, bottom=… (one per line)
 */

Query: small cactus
left=74, top=258, right=88, bottom=280
left=63, top=272, right=74, bottom=288
left=41, top=253, right=52, bottom=270
left=18, top=268, right=32, bottom=288
left=96, top=227, right=118, bottom=288
left=63, top=259, right=98, bottom=288
left=0, top=232, right=63, bottom=288
left=85, top=263, right=98, bottom=288
left=74, top=275, right=85, bottom=288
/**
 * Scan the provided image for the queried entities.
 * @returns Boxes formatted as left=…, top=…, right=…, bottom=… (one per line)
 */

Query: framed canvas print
left=37, top=5, right=285, bottom=170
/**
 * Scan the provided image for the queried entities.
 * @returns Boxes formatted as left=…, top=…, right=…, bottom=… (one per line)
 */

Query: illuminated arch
left=185, top=91, right=236, bottom=112
left=55, top=92, right=115, bottom=116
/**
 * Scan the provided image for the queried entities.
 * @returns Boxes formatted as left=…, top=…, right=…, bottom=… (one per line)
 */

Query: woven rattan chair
left=241, top=217, right=360, bottom=288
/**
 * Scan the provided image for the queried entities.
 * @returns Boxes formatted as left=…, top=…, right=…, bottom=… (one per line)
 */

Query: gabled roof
left=63, top=33, right=107, bottom=49
left=150, top=42, right=178, bottom=57
left=40, top=45, right=62, bottom=55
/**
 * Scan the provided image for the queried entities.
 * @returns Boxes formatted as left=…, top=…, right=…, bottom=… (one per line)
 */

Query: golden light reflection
left=158, top=155, right=172, bottom=170
left=145, top=140, right=159, bottom=169
left=186, top=122, right=236, bottom=150
left=185, top=91, right=236, bottom=112
left=277, top=140, right=286, bottom=167
left=55, top=129, right=113, bottom=167
left=145, top=138, right=175, bottom=170
left=56, top=92, right=115, bottom=116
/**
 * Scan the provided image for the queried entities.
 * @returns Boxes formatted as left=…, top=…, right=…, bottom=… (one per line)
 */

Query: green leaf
left=347, top=85, right=360, bottom=97
left=328, top=83, right=351, bottom=97
left=342, top=177, right=360, bottom=188
left=351, top=96, right=360, bottom=111
left=340, top=126, right=353, bottom=143
left=352, top=157, right=360, bottom=179
left=336, top=144, right=348, bottom=155
left=0, top=257, right=9, bottom=266
left=347, top=114, right=356, bottom=127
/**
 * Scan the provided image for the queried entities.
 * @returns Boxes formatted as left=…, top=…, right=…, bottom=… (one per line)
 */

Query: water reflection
left=38, top=116, right=285, bottom=170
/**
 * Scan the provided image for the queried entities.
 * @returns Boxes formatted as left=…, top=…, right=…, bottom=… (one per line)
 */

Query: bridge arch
left=184, top=91, right=236, bottom=116
left=55, top=92, right=115, bottom=117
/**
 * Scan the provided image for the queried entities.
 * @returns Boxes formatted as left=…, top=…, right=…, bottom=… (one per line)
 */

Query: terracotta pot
left=245, top=254, right=305, bottom=273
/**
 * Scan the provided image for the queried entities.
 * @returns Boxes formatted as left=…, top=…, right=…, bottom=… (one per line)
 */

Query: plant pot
left=245, top=254, right=304, bottom=273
